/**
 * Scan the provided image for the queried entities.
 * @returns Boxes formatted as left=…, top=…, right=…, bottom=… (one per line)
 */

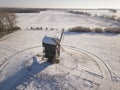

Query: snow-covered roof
left=42, top=36, right=59, bottom=45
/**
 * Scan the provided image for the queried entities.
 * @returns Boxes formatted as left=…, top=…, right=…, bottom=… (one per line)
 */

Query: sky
left=0, top=0, right=119, bottom=9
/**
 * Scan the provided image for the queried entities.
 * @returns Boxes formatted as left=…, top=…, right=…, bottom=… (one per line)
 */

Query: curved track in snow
left=64, top=45, right=113, bottom=79
left=0, top=45, right=119, bottom=90
left=63, top=45, right=119, bottom=90
left=0, top=45, right=42, bottom=73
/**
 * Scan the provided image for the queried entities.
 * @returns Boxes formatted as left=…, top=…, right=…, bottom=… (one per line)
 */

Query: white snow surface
left=0, top=10, right=120, bottom=90
left=16, top=10, right=120, bottom=29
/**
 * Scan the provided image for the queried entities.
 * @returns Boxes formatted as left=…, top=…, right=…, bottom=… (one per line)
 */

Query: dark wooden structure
left=42, top=30, right=64, bottom=63
left=42, top=36, right=60, bottom=63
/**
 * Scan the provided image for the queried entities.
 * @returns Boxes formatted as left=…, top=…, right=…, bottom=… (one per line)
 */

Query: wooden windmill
left=42, top=30, right=64, bottom=63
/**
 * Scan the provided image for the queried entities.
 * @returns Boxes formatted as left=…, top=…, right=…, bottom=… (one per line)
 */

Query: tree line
left=0, top=12, right=20, bottom=38
left=0, top=8, right=47, bottom=13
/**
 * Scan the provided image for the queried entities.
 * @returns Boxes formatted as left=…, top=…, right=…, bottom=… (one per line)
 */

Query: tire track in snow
left=0, top=45, right=102, bottom=85
left=59, top=47, right=103, bottom=87
left=0, top=46, right=17, bottom=53
left=63, top=48, right=103, bottom=75
left=0, top=31, right=18, bottom=41
left=0, top=46, right=13, bottom=52
left=0, top=45, right=42, bottom=73
left=0, top=46, right=18, bottom=68
left=63, top=45, right=112, bottom=79
left=0, top=45, right=119, bottom=90
left=63, top=45, right=118, bottom=90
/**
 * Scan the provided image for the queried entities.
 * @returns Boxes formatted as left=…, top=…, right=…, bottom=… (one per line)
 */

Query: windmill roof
left=42, top=36, right=59, bottom=45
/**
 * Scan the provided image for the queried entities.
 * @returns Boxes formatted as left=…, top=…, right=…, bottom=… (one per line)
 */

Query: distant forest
left=0, top=8, right=47, bottom=13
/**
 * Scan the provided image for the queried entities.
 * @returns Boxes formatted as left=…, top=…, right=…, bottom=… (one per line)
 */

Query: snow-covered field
left=16, top=10, right=120, bottom=29
left=0, top=10, right=120, bottom=90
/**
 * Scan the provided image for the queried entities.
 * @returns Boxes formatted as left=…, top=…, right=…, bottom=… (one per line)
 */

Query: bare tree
left=0, top=12, right=17, bottom=30
left=6, top=13, right=17, bottom=29
left=0, top=12, right=19, bottom=37
left=0, top=13, right=5, bottom=30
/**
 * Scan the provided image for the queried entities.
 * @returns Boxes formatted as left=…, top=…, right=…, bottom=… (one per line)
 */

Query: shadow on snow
left=0, top=56, right=51, bottom=90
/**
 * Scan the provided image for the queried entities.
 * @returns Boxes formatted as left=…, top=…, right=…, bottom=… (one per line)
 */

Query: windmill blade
left=59, top=29, right=64, bottom=43
left=52, top=38, right=65, bottom=52
left=52, top=38, right=60, bottom=46
left=52, top=29, right=65, bottom=52
left=60, top=45, right=65, bottom=52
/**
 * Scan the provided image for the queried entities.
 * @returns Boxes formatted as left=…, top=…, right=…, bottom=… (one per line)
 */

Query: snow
left=16, top=10, right=120, bottom=29
left=42, top=36, right=59, bottom=45
left=0, top=10, right=120, bottom=90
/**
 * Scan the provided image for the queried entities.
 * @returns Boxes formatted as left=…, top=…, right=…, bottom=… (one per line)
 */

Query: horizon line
left=0, top=6, right=119, bottom=10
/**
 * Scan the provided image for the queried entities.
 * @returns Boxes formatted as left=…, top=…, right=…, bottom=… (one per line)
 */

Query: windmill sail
left=59, top=29, right=64, bottom=43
